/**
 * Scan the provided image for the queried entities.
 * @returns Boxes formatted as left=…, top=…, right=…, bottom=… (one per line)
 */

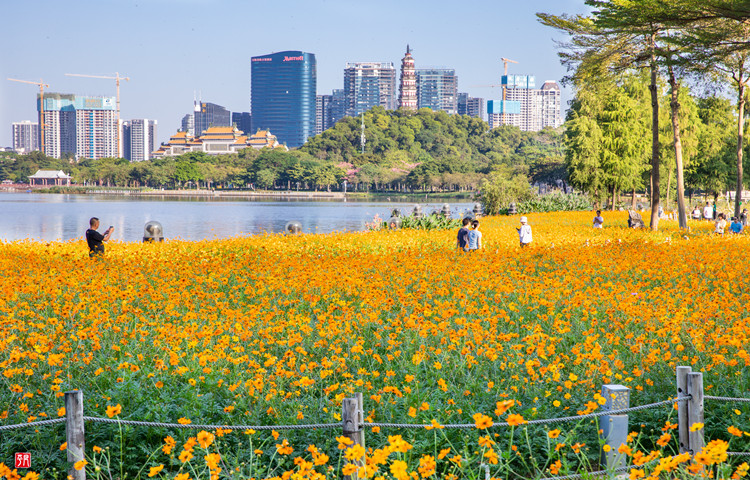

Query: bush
left=512, top=192, right=593, bottom=214
left=477, top=167, right=534, bottom=215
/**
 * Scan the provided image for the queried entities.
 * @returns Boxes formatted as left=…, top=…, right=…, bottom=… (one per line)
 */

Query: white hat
left=520, top=216, right=528, bottom=224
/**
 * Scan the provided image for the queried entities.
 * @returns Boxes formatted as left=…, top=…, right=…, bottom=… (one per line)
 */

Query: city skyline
left=0, top=0, right=589, bottom=148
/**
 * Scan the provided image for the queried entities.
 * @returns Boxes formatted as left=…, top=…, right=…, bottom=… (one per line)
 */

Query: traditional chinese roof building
left=28, top=170, right=71, bottom=186
left=153, top=127, right=284, bottom=158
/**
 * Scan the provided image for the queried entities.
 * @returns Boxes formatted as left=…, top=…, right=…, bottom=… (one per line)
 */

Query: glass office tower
left=251, top=51, right=316, bottom=148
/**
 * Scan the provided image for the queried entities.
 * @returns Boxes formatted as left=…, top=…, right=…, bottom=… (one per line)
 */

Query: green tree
left=477, top=165, right=534, bottom=215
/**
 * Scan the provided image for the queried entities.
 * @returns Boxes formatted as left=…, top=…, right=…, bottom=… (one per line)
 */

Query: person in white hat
left=517, top=216, right=532, bottom=247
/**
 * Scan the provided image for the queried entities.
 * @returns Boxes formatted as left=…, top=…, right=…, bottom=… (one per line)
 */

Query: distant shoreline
left=0, top=186, right=475, bottom=201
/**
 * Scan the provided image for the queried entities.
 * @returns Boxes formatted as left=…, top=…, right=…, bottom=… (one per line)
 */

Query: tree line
left=539, top=0, right=750, bottom=230
left=0, top=108, right=565, bottom=192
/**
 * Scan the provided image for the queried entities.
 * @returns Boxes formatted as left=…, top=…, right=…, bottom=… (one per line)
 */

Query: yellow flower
left=60, top=442, right=67, bottom=451
left=106, top=404, right=122, bottom=418
left=74, top=460, right=87, bottom=471
left=507, top=414, right=526, bottom=426
left=473, top=412, right=494, bottom=429
left=548, top=429, right=561, bottom=439
left=179, top=450, right=193, bottom=463
left=148, top=465, right=164, bottom=477
left=175, top=474, right=190, bottom=480
left=390, top=460, right=409, bottom=480
left=177, top=417, right=191, bottom=425
left=197, top=430, right=215, bottom=449
left=690, top=422, right=704, bottom=432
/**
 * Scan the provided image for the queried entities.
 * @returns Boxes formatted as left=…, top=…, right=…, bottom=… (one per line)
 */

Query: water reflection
left=0, top=193, right=475, bottom=242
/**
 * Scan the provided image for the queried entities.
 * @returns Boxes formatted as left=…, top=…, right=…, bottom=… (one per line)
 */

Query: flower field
left=1, top=211, right=750, bottom=479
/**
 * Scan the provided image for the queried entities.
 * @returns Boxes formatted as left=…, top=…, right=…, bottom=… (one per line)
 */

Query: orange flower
left=548, top=429, right=561, bottom=439
left=147, top=465, right=164, bottom=477
left=506, top=414, right=526, bottom=426
left=473, top=412, right=494, bottom=429
left=197, top=431, right=215, bottom=449
left=105, top=404, right=121, bottom=418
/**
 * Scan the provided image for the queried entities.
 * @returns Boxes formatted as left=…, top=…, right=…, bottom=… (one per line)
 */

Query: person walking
left=517, top=216, right=532, bottom=247
left=86, top=217, right=113, bottom=257
left=466, top=219, right=482, bottom=251
left=593, top=210, right=604, bottom=228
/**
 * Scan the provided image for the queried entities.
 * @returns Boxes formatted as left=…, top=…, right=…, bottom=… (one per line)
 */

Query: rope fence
left=2, top=366, right=750, bottom=480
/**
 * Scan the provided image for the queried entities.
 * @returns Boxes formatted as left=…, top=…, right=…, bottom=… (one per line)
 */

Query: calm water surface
left=0, top=192, right=475, bottom=242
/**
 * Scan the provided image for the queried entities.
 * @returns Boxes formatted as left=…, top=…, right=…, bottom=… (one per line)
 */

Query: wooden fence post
left=687, top=372, right=705, bottom=455
left=676, top=366, right=692, bottom=454
left=65, top=390, right=86, bottom=480
left=599, top=384, right=629, bottom=472
left=342, top=394, right=365, bottom=480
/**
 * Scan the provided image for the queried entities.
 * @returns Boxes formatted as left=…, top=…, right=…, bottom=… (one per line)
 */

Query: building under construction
left=38, top=92, right=118, bottom=159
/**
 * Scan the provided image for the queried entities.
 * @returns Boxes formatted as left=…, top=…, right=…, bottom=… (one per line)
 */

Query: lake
left=0, top=192, right=476, bottom=242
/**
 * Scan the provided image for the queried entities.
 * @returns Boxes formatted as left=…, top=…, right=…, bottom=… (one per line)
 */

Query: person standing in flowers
left=456, top=217, right=471, bottom=251
left=466, top=219, right=482, bottom=251
left=730, top=216, right=743, bottom=234
left=86, top=217, right=113, bottom=257
left=517, top=216, right=532, bottom=247
left=714, top=213, right=727, bottom=235
left=593, top=210, right=604, bottom=228
left=703, top=201, right=713, bottom=221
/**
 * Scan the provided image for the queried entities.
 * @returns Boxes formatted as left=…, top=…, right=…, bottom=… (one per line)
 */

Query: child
left=517, top=216, right=532, bottom=247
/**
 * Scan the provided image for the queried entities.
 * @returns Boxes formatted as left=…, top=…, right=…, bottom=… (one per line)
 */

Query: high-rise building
left=315, top=95, right=332, bottom=135
left=416, top=68, right=458, bottom=114
left=232, top=112, right=252, bottom=134
left=11, top=121, right=39, bottom=153
left=122, top=119, right=157, bottom=162
left=39, top=93, right=117, bottom=159
left=458, top=93, right=486, bottom=121
left=330, top=89, right=346, bottom=125
left=488, top=76, right=562, bottom=131
left=539, top=81, right=563, bottom=129
left=344, top=62, right=397, bottom=117
left=251, top=50, right=317, bottom=148
left=181, top=113, right=194, bottom=136
left=398, top=46, right=417, bottom=111
left=194, top=102, right=231, bottom=137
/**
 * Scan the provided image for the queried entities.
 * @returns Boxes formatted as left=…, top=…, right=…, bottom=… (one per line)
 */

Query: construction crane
left=500, top=58, right=519, bottom=125
left=65, top=72, right=129, bottom=156
left=8, top=78, right=50, bottom=154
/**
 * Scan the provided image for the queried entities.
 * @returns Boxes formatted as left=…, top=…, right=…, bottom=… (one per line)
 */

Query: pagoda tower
left=398, top=45, right=417, bottom=111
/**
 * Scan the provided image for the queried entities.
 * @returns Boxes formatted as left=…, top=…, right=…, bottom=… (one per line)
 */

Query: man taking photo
left=86, top=217, right=113, bottom=257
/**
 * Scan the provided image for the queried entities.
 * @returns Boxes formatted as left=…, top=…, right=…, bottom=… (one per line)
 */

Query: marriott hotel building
left=251, top=51, right=316, bottom=148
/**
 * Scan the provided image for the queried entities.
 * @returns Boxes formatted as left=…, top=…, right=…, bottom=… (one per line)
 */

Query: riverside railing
left=2, top=365, right=749, bottom=480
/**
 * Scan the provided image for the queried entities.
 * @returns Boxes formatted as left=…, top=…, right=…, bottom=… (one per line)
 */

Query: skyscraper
left=39, top=93, right=117, bottom=159
left=181, top=113, right=194, bottom=136
left=398, top=46, right=417, bottom=111
left=416, top=68, right=458, bottom=114
left=194, top=102, right=231, bottom=137
left=11, top=121, right=39, bottom=153
left=330, top=89, right=346, bottom=125
left=122, top=119, right=157, bottom=162
left=251, top=50, right=317, bottom=148
left=458, top=93, right=486, bottom=121
left=232, top=112, right=252, bottom=134
left=344, top=62, right=397, bottom=117
left=315, top=94, right=332, bottom=135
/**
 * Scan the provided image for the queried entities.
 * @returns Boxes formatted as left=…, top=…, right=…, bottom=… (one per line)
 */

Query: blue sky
left=1, top=0, right=590, bottom=147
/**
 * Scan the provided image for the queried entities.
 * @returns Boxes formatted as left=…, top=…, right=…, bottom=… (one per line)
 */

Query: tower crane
left=65, top=72, right=129, bottom=156
left=8, top=78, right=50, bottom=154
